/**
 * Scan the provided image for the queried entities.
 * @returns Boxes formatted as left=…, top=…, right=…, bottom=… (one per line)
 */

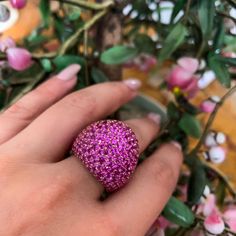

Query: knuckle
left=5, top=100, right=35, bottom=122
left=151, top=159, right=177, bottom=188
left=64, top=91, right=97, bottom=116
left=38, top=172, right=73, bottom=211
left=34, top=84, right=59, bottom=101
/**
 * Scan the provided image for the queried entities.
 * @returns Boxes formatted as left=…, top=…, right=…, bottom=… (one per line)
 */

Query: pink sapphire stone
left=72, top=120, right=139, bottom=192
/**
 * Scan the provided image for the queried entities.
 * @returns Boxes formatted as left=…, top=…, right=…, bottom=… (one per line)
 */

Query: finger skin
left=3, top=82, right=139, bottom=162
left=103, top=143, right=183, bottom=236
left=0, top=76, right=77, bottom=144
left=56, top=117, right=161, bottom=198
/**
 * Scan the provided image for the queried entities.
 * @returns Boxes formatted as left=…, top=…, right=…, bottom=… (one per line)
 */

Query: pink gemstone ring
left=71, top=120, right=139, bottom=192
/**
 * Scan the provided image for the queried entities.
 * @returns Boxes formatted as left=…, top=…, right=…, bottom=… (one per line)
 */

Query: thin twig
left=204, top=162, right=236, bottom=199
left=189, top=85, right=236, bottom=156
left=183, top=0, right=192, bottom=24
left=1, top=71, right=46, bottom=112
left=58, top=9, right=108, bottom=55
left=53, top=0, right=114, bottom=11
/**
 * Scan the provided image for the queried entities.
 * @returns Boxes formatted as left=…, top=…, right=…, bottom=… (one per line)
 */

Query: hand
left=0, top=64, right=182, bottom=236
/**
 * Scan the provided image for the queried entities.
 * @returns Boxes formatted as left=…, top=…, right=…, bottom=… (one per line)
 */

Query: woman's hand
left=0, top=64, right=182, bottom=236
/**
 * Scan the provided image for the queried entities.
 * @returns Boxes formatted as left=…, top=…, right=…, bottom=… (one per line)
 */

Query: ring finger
left=56, top=115, right=161, bottom=199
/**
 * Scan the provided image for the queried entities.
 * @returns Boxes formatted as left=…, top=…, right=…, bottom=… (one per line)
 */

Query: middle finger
left=2, top=81, right=141, bottom=163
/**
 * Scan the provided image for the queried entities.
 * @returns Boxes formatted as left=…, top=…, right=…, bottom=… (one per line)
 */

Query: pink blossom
left=166, top=57, right=199, bottom=98
left=166, top=66, right=193, bottom=88
left=223, top=206, right=236, bottom=232
left=197, top=193, right=217, bottom=217
left=204, top=209, right=225, bottom=235
left=200, top=100, right=216, bottom=113
left=0, top=37, right=16, bottom=53
left=6, top=47, right=33, bottom=71
left=10, top=0, right=27, bottom=9
left=177, top=57, right=199, bottom=74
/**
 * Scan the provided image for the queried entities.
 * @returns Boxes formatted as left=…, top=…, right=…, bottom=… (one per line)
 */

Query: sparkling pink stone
left=72, top=120, right=139, bottom=192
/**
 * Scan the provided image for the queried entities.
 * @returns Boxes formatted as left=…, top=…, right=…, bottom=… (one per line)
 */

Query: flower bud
left=6, top=47, right=32, bottom=71
left=200, top=100, right=216, bottom=113
left=204, top=210, right=225, bottom=235
left=0, top=37, right=15, bottom=52
left=10, top=0, right=27, bottom=9
left=198, top=71, right=216, bottom=89
left=205, top=131, right=226, bottom=147
left=203, top=146, right=226, bottom=164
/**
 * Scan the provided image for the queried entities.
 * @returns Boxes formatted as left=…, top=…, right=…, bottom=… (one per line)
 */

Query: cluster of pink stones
left=72, top=120, right=139, bottom=192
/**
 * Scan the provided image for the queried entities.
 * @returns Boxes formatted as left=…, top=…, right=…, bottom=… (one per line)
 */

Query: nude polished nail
left=57, top=64, right=81, bottom=81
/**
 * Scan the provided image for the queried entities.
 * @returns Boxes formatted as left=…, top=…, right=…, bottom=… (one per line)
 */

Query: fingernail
left=171, top=141, right=182, bottom=151
left=57, top=64, right=81, bottom=81
left=147, top=112, right=161, bottom=125
left=123, top=78, right=142, bottom=91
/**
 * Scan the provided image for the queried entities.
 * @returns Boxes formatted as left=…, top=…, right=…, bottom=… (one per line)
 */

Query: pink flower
left=166, top=57, right=199, bottom=98
left=6, top=47, right=33, bottom=71
left=204, top=209, right=225, bottom=235
left=198, top=193, right=217, bottom=217
left=10, top=0, right=27, bottom=9
left=177, top=57, right=199, bottom=74
left=223, top=206, right=236, bottom=232
left=200, top=100, right=216, bottom=113
left=0, top=37, right=16, bottom=53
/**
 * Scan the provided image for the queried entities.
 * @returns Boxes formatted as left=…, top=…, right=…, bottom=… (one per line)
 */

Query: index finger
left=103, top=143, right=183, bottom=236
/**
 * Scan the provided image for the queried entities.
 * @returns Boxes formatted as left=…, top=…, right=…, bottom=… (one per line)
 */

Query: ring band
left=72, top=120, right=139, bottom=192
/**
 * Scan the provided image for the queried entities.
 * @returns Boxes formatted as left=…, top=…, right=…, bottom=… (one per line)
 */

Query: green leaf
left=224, top=35, right=236, bottom=52
left=178, top=113, right=201, bottom=138
left=171, top=0, right=187, bottom=23
left=134, top=34, right=156, bottom=54
left=213, top=17, right=225, bottom=50
left=69, top=10, right=81, bottom=21
left=177, top=96, right=200, bottom=115
left=158, top=23, right=187, bottom=61
left=198, top=0, right=215, bottom=39
left=100, top=46, right=139, bottom=65
left=53, top=55, right=85, bottom=72
left=40, top=59, right=53, bottom=72
left=39, top=0, right=50, bottom=28
left=218, top=56, right=236, bottom=67
left=91, top=67, right=109, bottom=83
left=162, top=197, right=195, bottom=227
left=208, top=53, right=231, bottom=88
left=0, top=90, right=6, bottom=109
left=187, top=164, right=207, bottom=205
left=167, top=102, right=180, bottom=120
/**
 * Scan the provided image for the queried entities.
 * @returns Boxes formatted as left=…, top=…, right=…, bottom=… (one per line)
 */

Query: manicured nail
left=123, top=78, right=142, bottom=91
left=171, top=141, right=182, bottom=151
left=147, top=113, right=161, bottom=125
left=57, top=64, right=81, bottom=81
